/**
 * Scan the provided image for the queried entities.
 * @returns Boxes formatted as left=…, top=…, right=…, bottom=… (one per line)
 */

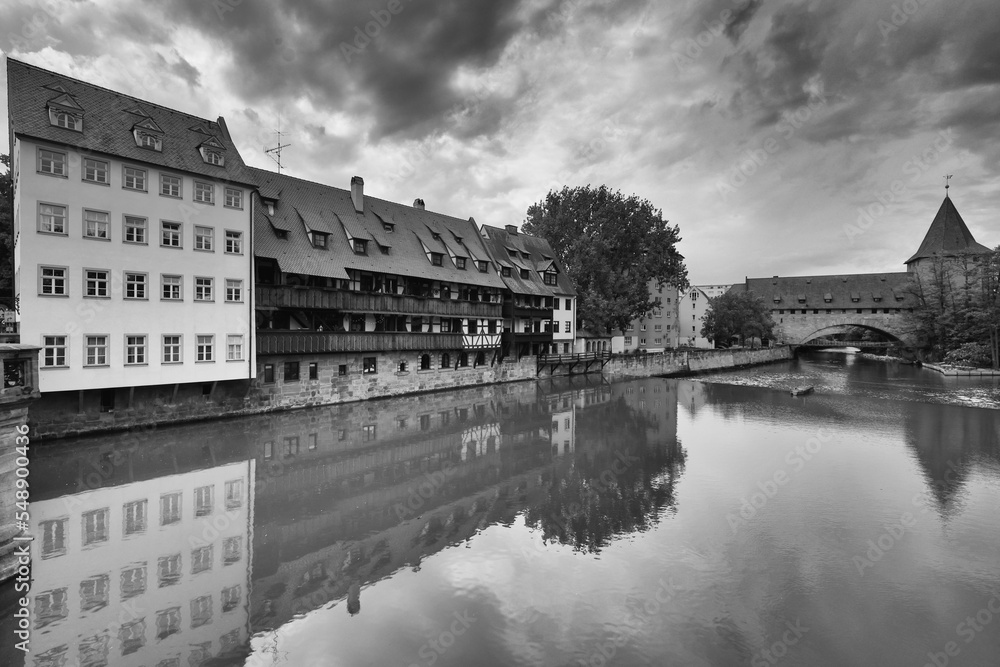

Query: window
left=191, top=595, right=213, bottom=628
left=194, top=485, right=214, bottom=516
left=125, top=272, right=147, bottom=299
left=40, top=518, right=67, bottom=558
left=458, top=352, right=469, bottom=368
left=138, top=132, right=162, bottom=151
left=85, top=269, right=109, bottom=297
left=420, top=354, right=431, bottom=370
left=84, top=210, right=110, bottom=239
left=123, top=500, right=147, bottom=535
left=84, top=335, right=108, bottom=366
left=227, top=335, right=244, bottom=361
left=553, top=321, right=560, bottom=333
left=441, top=352, right=451, bottom=369
left=83, top=158, right=109, bottom=184
left=520, top=269, right=530, bottom=279
left=362, top=425, right=377, bottom=441
left=363, top=357, right=377, bottom=374
left=38, top=203, right=67, bottom=234
left=82, top=508, right=109, bottom=545
left=430, top=253, right=443, bottom=266
left=501, top=267, right=512, bottom=277
left=123, top=166, right=146, bottom=191
left=565, top=321, right=571, bottom=332
left=50, top=109, right=81, bottom=130
left=225, top=230, right=243, bottom=254
left=222, top=585, right=241, bottom=612
left=162, top=335, right=181, bottom=363
left=338, top=364, right=347, bottom=376
left=456, top=257, right=467, bottom=270
left=156, top=607, right=181, bottom=640
left=544, top=272, right=557, bottom=285
left=263, top=364, right=274, bottom=383
left=160, top=174, right=181, bottom=198
left=35, top=588, right=68, bottom=628
left=204, top=149, right=224, bottom=166
left=121, top=565, right=146, bottom=599
left=477, top=260, right=489, bottom=272
left=195, top=277, right=214, bottom=301
left=194, top=226, right=214, bottom=251
left=196, top=335, right=214, bottom=362
left=309, top=362, right=318, bottom=379
left=353, top=239, right=368, bottom=254
left=161, top=221, right=181, bottom=247
left=223, top=536, right=241, bottom=564
left=284, top=361, right=300, bottom=381
left=397, top=360, right=408, bottom=373
left=42, top=335, right=68, bottom=367
left=194, top=181, right=214, bottom=204
left=224, top=187, right=243, bottom=208
left=161, top=275, right=182, bottom=300
left=192, top=546, right=213, bottom=574
left=124, top=216, right=147, bottom=243
left=160, top=492, right=181, bottom=525
left=158, top=554, right=181, bottom=587
left=38, top=148, right=66, bottom=175
left=625, top=336, right=633, bottom=345
left=125, top=335, right=147, bottom=364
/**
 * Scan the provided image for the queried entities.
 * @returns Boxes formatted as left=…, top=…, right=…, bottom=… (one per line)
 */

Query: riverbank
left=25, top=346, right=795, bottom=441
left=922, top=362, right=1000, bottom=377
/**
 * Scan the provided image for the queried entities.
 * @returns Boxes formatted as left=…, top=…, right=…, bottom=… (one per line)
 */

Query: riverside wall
left=604, top=346, right=794, bottom=380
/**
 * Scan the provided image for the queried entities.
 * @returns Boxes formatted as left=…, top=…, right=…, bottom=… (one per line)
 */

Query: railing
left=800, top=340, right=894, bottom=348
left=257, top=331, right=466, bottom=355
left=538, top=351, right=611, bottom=364
left=256, top=286, right=502, bottom=318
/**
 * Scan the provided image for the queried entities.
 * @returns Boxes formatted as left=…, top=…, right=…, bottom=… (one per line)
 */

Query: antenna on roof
left=944, top=174, right=953, bottom=197
left=264, top=116, right=292, bottom=173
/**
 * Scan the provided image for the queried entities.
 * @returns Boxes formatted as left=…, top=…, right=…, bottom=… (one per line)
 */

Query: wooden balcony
left=257, top=331, right=466, bottom=355
left=256, top=286, right=502, bottom=318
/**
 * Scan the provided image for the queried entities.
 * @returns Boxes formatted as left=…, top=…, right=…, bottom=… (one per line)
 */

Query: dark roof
left=734, top=272, right=919, bottom=310
left=249, top=167, right=507, bottom=289
left=905, top=196, right=992, bottom=264
left=6, top=58, right=255, bottom=186
left=479, top=225, right=577, bottom=298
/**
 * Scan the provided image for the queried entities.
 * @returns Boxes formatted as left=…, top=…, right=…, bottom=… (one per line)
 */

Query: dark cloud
left=166, top=51, right=200, bottom=87
left=724, top=0, right=763, bottom=42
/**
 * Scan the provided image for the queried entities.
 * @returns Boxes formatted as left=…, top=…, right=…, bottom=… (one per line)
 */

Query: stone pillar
left=0, top=345, right=40, bottom=583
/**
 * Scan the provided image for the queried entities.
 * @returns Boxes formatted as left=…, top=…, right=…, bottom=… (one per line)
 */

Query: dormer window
left=544, top=272, right=557, bottom=286
left=430, top=253, right=443, bottom=267
left=312, top=232, right=328, bottom=249
left=49, top=109, right=82, bottom=131
left=477, top=261, right=488, bottom=273
left=352, top=239, right=367, bottom=254
left=501, top=267, right=512, bottom=277
left=507, top=249, right=517, bottom=258
left=275, top=229, right=288, bottom=240
left=204, top=150, right=224, bottom=166
left=432, top=233, right=441, bottom=241
left=521, top=252, right=530, bottom=260
left=135, top=131, right=162, bottom=151
left=379, top=245, right=389, bottom=255
left=456, top=257, right=467, bottom=270
left=520, top=269, right=530, bottom=279
left=383, top=223, right=394, bottom=233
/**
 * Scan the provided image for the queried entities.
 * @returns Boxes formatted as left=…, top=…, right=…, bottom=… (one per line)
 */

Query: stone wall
left=604, top=346, right=793, bottom=380
left=687, top=346, right=794, bottom=372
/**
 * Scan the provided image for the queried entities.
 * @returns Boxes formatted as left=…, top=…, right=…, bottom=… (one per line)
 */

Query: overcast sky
left=2, top=0, right=998, bottom=283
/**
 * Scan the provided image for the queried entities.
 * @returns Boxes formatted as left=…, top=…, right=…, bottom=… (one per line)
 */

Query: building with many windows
left=676, top=284, right=733, bottom=348
left=6, top=59, right=255, bottom=409
left=611, top=280, right=679, bottom=353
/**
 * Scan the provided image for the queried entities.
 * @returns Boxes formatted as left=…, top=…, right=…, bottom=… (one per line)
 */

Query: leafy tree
left=0, top=154, right=12, bottom=305
left=522, top=185, right=688, bottom=334
left=700, top=290, right=776, bottom=348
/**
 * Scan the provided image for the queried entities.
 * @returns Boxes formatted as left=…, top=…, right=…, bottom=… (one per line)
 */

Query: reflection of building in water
left=24, top=433, right=253, bottom=667
left=248, top=376, right=683, bottom=631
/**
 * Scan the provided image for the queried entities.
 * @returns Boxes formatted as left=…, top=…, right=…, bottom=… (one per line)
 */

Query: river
left=3, top=352, right=999, bottom=666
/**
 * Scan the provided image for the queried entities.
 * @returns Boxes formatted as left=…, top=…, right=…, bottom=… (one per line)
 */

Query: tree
left=0, top=154, right=12, bottom=305
left=700, top=290, right=776, bottom=348
left=522, top=185, right=688, bottom=334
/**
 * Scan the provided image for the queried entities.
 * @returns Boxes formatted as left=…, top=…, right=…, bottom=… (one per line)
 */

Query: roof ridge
left=7, top=57, right=221, bottom=127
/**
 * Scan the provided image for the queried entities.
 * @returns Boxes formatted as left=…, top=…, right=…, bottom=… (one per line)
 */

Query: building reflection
left=20, top=376, right=684, bottom=661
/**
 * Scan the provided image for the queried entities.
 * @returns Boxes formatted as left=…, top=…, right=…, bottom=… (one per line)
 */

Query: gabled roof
left=249, top=167, right=507, bottom=289
left=6, top=58, right=255, bottom=187
left=480, top=225, right=577, bottom=298
left=734, top=273, right=918, bottom=309
left=906, top=196, right=992, bottom=264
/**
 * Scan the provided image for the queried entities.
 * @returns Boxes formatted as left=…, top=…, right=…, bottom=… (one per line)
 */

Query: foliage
left=522, top=185, right=688, bottom=334
left=942, top=342, right=992, bottom=368
left=0, top=154, right=12, bottom=304
left=700, top=290, right=776, bottom=348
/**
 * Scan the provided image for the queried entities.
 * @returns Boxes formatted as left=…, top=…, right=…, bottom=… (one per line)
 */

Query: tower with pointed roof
left=905, top=194, right=992, bottom=280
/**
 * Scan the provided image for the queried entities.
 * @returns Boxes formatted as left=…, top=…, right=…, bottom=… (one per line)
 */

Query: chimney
left=413, top=198, right=425, bottom=210
left=351, top=176, right=364, bottom=213
left=505, top=224, right=518, bottom=235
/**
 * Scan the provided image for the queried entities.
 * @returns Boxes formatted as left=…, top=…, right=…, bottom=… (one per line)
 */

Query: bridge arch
left=783, top=314, right=915, bottom=347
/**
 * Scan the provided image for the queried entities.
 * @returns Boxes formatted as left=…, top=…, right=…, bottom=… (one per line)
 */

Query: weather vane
left=944, top=174, right=953, bottom=196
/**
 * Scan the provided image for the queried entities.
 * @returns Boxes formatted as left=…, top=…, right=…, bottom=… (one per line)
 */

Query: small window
left=312, top=232, right=328, bottom=249
left=353, top=239, right=368, bottom=254
left=194, top=226, right=214, bottom=251
left=397, top=360, right=408, bottom=373
left=456, top=257, right=467, bottom=270
left=520, top=269, right=530, bottom=279
left=160, top=174, right=181, bottom=198
left=124, top=216, right=147, bottom=243
left=126, top=335, right=147, bottom=365
left=161, top=275, right=182, bottom=300
left=226, top=335, right=244, bottom=361
left=123, top=166, right=147, bottom=191
left=84, top=210, right=110, bottom=239
left=162, top=335, right=182, bottom=363
left=224, top=188, right=243, bottom=208
left=225, top=279, right=243, bottom=302
left=383, top=222, right=394, bottom=232
left=196, top=335, right=214, bottom=362
left=42, top=335, right=68, bottom=368
left=83, top=158, right=109, bottom=184
left=477, top=260, right=488, bottom=273
left=84, top=269, right=109, bottom=297
left=284, top=361, right=300, bottom=381
left=50, top=109, right=82, bottom=131
left=362, top=357, right=377, bottom=374
left=308, top=362, right=318, bottom=380
left=137, top=132, right=162, bottom=151
left=84, top=335, right=108, bottom=366
left=204, top=150, right=224, bottom=166
left=263, top=363, right=274, bottom=383
left=225, top=231, right=243, bottom=254
left=431, top=253, right=443, bottom=266
left=161, top=221, right=182, bottom=247
left=194, top=277, right=214, bottom=301
left=338, top=364, right=347, bottom=376
left=501, top=267, right=512, bottom=277
left=420, top=354, right=431, bottom=370
left=37, top=148, right=67, bottom=176
left=38, top=203, right=67, bottom=234
left=194, top=182, right=214, bottom=204
left=39, top=266, right=68, bottom=296
left=441, top=352, right=451, bottom=369
left=544, top=272, right=557, bottom=285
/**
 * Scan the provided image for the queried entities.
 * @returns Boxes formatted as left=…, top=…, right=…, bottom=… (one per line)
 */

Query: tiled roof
left=733, top=272, right=919, bottom=310
left=480, top=226, right=577, bottom=298
left=249, top=167, right=507, bottom=289
left=906, top=196, right=992, bottom=264
left=7, top=58, right=255, bottom=186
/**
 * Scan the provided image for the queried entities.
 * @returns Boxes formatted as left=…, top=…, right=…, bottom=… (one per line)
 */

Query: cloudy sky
left=2, top=0, right=999, bottom=283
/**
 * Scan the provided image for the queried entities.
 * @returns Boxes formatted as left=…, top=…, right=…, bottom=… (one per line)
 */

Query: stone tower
left=904, top=195, right=992, bottom=289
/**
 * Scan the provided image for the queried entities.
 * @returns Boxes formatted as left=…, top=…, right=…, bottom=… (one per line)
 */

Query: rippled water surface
left=4, top=354, right=999, bottom=667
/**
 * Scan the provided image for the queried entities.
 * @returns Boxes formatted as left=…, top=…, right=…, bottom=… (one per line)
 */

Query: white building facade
left=676, top=284, right=733, bottom=348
